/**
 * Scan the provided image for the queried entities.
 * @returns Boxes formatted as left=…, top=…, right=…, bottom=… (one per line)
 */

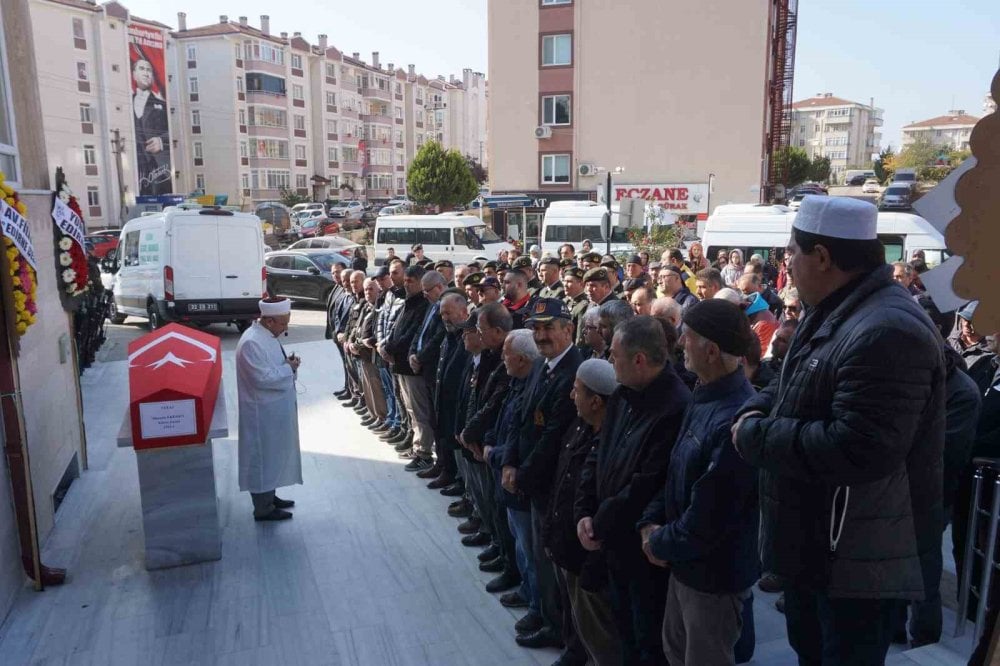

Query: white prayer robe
left=236, top=322, right=302, bottom=493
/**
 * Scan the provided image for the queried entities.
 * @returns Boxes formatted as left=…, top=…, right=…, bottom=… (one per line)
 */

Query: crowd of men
left=313, top=195, right=999, bottom=666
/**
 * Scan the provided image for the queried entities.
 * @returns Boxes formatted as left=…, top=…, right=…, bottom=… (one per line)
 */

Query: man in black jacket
left=501, top=298, right=583, bottom=651
left=575, top=316, right=692, bottom=666
left=385, top=266, right=430, bottom=463
left=733, top=197, right=946, bottom=665
left=337, top=270, right=366, bottom=408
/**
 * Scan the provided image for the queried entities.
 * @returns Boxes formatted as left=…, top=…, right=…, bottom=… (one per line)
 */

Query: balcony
left=325, top=76, right=337, bottom=85
left=248, top=124, right=289, bottom=138
left=293, top=98, right=305, bottom=108
left=341, top=160, right=361, bottom=173
left=327, top=133, right=339, bottom=142
left=363, top=136, right=392, bottom=148
left=327, top=161, right=340, bottom=169
left=366, top=188, right=393, bottom=198
left=366, top=164, right=393, bottom=174
left=326, top=104, right=338, bottom=114
left=363, top=86, right=391, bottom=101
left=247, top=89, right=287, bottom=103
left=361, top=113, right=393, bottom=126
left=244, top=59, right=285, bottom=76
left=248, top=156, right=292, bottom=168
left=340, top=108, right=360, bottom=119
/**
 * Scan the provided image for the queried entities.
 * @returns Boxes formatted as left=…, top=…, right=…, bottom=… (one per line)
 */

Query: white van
left=540, top=201, right=632, bottom=257
left=373, top=214, right=512, bottom=266
left=109, top=207, right=266, bottom=330
left=700, top=204, right=947, bottom=267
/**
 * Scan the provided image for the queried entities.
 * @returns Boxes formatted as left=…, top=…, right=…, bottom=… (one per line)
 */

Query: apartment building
left=29, top=3, right=487, bottom=222
left=487, top=0, right=781, bottom=245
left=29, top=0, right=175, bottom=226
left=790, top=93, right=883, bottom=181
left=902, top=110, right=980, bottom=152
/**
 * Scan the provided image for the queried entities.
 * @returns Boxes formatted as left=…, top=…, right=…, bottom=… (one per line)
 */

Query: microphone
left=284, top=331, right=289, bottom=336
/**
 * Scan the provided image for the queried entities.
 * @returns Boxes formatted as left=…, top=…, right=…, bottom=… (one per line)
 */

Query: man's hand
left=337, top=333, right=346, bottom=344
left=145, top=137, right=163, bottom=153
left=640, top=524, right=668, bottom=568
left=378, top=345, right=391, bottom=362
left=577, top=517, right=602, bottom=552
left=731, top=410, right=765, bottom=455
left=483, top=445, right=493, bottom=460
left=287, top=356, right=301, bottom=372
left=409, top=354, right=421, bottom=374
left=471, top=444, right=484, bottom=462
left=501, top=466, right=517, bottom=493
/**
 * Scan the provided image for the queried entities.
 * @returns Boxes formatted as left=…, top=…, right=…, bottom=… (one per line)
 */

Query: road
left=827, top=185, right=879, bottom=205
left=95, top=303, right=329, bottom=363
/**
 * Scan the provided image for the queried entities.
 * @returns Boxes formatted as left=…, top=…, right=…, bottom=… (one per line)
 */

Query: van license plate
left=189, top=303, right=218, bottom=312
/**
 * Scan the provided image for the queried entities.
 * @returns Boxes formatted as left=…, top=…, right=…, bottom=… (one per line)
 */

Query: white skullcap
left=576, top=358, right=619, bottom=397
left=793, top=195, right=877, bottom=240
left=714, top=288, right=744, bottom=305
left=259, top=298, right=291, bottom=316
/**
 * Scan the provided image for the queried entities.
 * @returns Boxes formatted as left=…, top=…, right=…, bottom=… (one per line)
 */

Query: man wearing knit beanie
left=638, top=298, right=759, bottom=664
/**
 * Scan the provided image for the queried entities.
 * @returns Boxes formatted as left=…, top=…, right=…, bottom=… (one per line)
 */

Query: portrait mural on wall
left=128, top=23, right=173, bottom=196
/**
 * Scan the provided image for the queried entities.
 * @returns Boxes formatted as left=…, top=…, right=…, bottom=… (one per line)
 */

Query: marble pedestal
left=118, top=390, right=227, bottom=570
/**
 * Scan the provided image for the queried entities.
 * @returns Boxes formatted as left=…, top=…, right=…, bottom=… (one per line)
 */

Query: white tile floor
left=0, top=340, right=976, bottom=665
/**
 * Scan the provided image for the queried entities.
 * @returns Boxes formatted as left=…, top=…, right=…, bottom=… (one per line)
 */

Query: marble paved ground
left=0, top=340, right=975, bottom=665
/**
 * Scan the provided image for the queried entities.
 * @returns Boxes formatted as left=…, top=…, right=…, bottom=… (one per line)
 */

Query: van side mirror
left=307, top=266, right=320, bottom=275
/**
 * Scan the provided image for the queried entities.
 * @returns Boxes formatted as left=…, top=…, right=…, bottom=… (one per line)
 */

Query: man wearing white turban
left=236, top=297, right=302, bottom=521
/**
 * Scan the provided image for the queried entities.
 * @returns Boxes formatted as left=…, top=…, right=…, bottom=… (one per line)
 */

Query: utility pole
left=110, top=129, right=128, bottom=228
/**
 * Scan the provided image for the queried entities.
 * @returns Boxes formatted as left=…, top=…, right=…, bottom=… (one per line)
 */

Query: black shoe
left=334, top=390, right=350, bottom=399
left=379, top=428, right=401, bottom=441
left=457, top=517, right=481, bottom=534
left=273, top=496, right=295, bottom=509
left=353, top=406, right=369, bottom=416
left=499, top=590, right=529, bottom=608
left=427, top=473, right=455, bottom=490
left=360, top=416, right=378, bottom=427
left=515, top=627, right=563, bottom=649
left=462, top=532, right=492, bottom=547
left=405, top=457, right=434, bottom=472
left=486, top=569, right=521, bottom=593
left=254, top=508, right=292, bottom=522
left=448, top=500, right=473, bottom=518
left=416, top=464, right=442, bottom=479
left=479, top=556, right=504, bottom=573
left=514, top=610, right=543, bottom=635
left=757, top=572, right=785, bottom=594
left=341, top=398, right=359, bottom=408
left=398, top=449, right=416, bottom=459
left=390, top=433, right=412, bottom=447
left=386, top=430, right=410, bottom=443
left=477, top=544, right=501, bottom=563
left=394, top=439, right=414, bottom=453
left=440, top=481, right=465, bottom=497
left=371, top=423, right=391, bottom=434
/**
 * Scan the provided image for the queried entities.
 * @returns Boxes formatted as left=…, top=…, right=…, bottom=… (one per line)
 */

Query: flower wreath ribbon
left=0, top=199, right=38, bottom=270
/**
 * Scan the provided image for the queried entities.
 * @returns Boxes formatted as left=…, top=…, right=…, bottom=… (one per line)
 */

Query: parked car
left=799, top=181, right=828, bottom=193
left=264, top=249, right=349, bottom=304
left=298, top=218, right=323, bottom=239
left=379, top=205, right=405, bottom=216
left=291, top=202, right=325, bottom=215
left=787, top=193, right=807, bottom=211
left=878, top=183, right=915, bottom=211
left=862, top=179, right=881, bottom=194
left=318, top=219, right=341, bottom=236
left=287, top=236, right=359, bottom=258
left=387, top=197, right=412, bottom=207
left=86, top=232, right=120, bottom=258
left=326, top=200, right=364, bottom=221
left=846, top=174, right=868, bottom=186
left=892, top=168, right=918, bottom=186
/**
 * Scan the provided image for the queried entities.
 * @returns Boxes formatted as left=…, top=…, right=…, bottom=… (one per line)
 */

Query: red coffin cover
left=127, top=323, right=222, bottom=450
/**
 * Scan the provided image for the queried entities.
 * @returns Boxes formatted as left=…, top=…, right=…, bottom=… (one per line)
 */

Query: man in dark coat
left=501, top=270, right=533, bottom=329
left=513, top=255, right=543, bottom=297
left=131, top=58, right=172, bottom=195
left=733, top=197, right=946, bottom=665
left=384, top=266, right=430, bottom=459
left=537, top=256, right=566, bottom=301
left=576, top=316, right=692, bottom=666
left=639, top=300, right=759, bottom=665
left=501, top=298, right=584, bottom=651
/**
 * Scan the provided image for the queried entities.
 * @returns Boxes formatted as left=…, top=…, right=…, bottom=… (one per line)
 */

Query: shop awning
left=472, top=195, right=534, bottom=209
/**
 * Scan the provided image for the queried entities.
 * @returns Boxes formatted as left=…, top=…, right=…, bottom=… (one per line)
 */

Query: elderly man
left=733, top=196, right=945, bottom=665
left=738, top=272, right=782, bottom=316
left=639, top=299, right=759, bottom=666
left=597, top=300, right=634, bottom=358
left=478, top=276, right=503, bottom=304
left=625, top=254, right=645, bottom=280
left=662, top=248, right=697, bottom=293
left=501, top=299, right=584, bottom=651
left=650, top=296, right=682, bottom=330
left=576, top=316, right=692, bottom=665
left=781, top=288, right=802, bottom=322
left=385, top=266, right=431, bottom=463
left=347, top=278, right=387, bottom=428
left=948, top=302, right=994, bottom=385
left=377, top=259, right=410, bottom=445
left=559, top=243, right=576, bottom=262
left=537, top=257, right=566, bottom=300
left=630, top=284, right=657, bottom=316
left=502, top=270, right=533, bottom=329
left=370, top=266, right=398, bottom=436
left=454, top=263, right=472, bottom=289
left=338, top=270, right=367, bottom=411
left=578, top=308, right=605, bottom=360
left=584, top=267, right=618, bottom=309
left=891, top=261, right=921, bottom=296
left=237, top=297, right=302, bottom=522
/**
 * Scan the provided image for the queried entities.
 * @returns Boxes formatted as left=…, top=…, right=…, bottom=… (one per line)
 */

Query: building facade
left=790, top=93, right=883, bottom=181
left=487, top=0, right=782, bottom=245
left=29, top=3, right=488, bottom=225
left=901, top=110, right=980, bottom=152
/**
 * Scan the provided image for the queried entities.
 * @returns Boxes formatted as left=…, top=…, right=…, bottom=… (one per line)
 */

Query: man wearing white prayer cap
left=732, top=194, right=947, bottom=662
left=235, top=297, right=302, bottom=521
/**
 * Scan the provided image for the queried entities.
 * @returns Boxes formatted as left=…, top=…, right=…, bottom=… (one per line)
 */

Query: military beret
left=583, top=267, right=611, bottom=283
left=434, top=260, right=454, bottom=270
left=538, top=256, right=560, bottom=267
left=622, top=277, right=648, bottom=291
left=600, top=256, right=620, bottom=270
left=497, top=262, right=512, bottom=271
left=512, top=255, right=533, bottom=270
left=466, top=261, right=482, bottom=269
left=483, top=260, right=499, bottom=270
left=580, top=252, right=603, bottom=263
left=562, top=266, right=585, bottom=279
left=558, top=258, right=575, bottom=268
left=462, top=271, right=485, bottom=287
left=478, top=276, right=501, bottom=290
left=416, top=258, right=434, bottom=268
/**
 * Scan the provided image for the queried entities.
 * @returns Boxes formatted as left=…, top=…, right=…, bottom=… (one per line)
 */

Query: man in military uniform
left=435, top=260, right=456, bottom=288
left=536, top=256, right=566, bottom=301
left=559, top=257, right=575, bottom=271
left=463, top=272, right=484, bottom=311
left=502, top=270, right=533, bottom=329
left=483, top=261, right=499, bottom=278
left=512, top=255, right=543, bottom=297
left=601, top=256, right=624, bottom=295
left=580, top=252, right=602, bottom=271
left=478, top=276, right=503, bottom=304
left=584, top=267, right=618, bottom=308
left=563, top=266, right=590, bottom=346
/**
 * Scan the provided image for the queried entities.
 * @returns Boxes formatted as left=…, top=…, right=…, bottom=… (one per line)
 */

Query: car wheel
left=109, top=296, right=127, bottom=324
left=147, top=302, right=161, bottom=330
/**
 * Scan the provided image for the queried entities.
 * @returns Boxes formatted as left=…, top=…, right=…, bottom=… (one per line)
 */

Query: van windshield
left=470, top=225, right=501, bottom=243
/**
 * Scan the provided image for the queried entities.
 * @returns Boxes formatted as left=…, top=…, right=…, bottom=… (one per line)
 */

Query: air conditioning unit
left=578, top=163, right=596, bottom=177
left=534, top=125, right=552, bottom=139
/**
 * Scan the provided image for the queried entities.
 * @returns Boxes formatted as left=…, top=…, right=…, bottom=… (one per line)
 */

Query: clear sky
left=122, top=0, right=997, bottom=150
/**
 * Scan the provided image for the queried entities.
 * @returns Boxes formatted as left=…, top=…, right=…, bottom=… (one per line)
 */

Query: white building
left=790, top=93, right=883, bottom=181
left=901, top=110, right=979, bottom=152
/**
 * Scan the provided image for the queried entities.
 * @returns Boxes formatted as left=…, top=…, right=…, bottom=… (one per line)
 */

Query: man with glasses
left=658, top=265, right=697, bottom=319
left=781, top=289, right=802, bottom=323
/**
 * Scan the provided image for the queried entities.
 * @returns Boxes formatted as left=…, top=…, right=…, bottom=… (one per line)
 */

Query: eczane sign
left=612, top=183, right=710, bottom=214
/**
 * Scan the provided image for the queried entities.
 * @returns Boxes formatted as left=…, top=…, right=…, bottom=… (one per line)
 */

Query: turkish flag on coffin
left=127, top=323, right=222, bottom=450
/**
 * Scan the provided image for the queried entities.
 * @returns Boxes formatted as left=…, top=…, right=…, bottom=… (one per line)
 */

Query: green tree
left=808, top=155, right=831, bottom=183
left=772, top=146, right=811, bottom=188
left=279, top=188, right=309, bottom=208
left=874, top=147, right=894, bottom=184
left=465, top=155, right=489, bottom=185
left=895, top=135, right=946, bottom=170
left=406, top=141, right=479, bottom=210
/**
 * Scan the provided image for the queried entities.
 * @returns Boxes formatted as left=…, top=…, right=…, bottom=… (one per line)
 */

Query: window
left=417, top=227, right=450, bottom=245
left=542, top=34, right=571, bottom=66
left=326, top=92, right=336, bottom=107
left=86, top=185, right=100, bottom=207
left=83, top=144, right=96, bottom=166
left=250, top=139, right=289, bottom=159
left=292, top=84, right=304, bottom=100
left=191, top=109, right=201, bottom=126
left=395, top=106, right=403, bottom=119
left=828, top=108, right=850, bottom=117
left=541, top=154, right=570, bottom=184
left=542, top=94, right=570, bottom=125
left=394, top=130, right=402, bottom=143
left=79, top=103, right=92, bottom=123
left=395, top=82, right=402, bottom=94
left=239, top=141, right=248, bottom=158
left=291, top=54, right=302, bottom=70
left=0, top=33, right=17, bottom=182
left=327, top=147, right=338, bottom=162
left=77, top=61, right=88, bottom=81
left=396, top=150, right=404, bottom=165
left=542, top=0, right=571, bottom=4
left=72, top=18, right=86, bottom=48
left=294, top=144, right=306, bottom=160
left=193, top=142, right=203, bottom=159
left=236, top=77, right=244, bottom=94
left=294, top=114, right=305, bottom=131
left=813, top=124, right=820, bottom=132
left=799, top=139, right=805, bottom=147
left=245, top=72, right=286, bottom=96
left=249, top=106, right=287, bottom=127
left=186, top=45, right=197, bottom=62
left=238, top=108, right=246, bottom=126
left=259, top=44, right=284, bottom=65
left=235, top=43, right=242, bottom=60
left=241, top=172, right=250, bottom=190
left=188, top=77, right=199, bottom=95
left=296, top=174, right=307, bottom=188
left=325, top=63, right=336, bottom=79
left=416, top=109, right=424, bottom=122
left=329, top=175, right=339, bottom=188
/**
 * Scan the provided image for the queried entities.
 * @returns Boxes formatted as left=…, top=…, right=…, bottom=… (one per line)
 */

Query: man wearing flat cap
left=537, top=256, right=566, bottom=301
left=625, top=254, right=645, bottom=280
left=478, top=276, right=502, bottom=304
left=236, top=297, right=302, bottom=522
left=732, top=195, right=946, bottom=664
left=435, top=260, right=456, bottom=288
left=600, top=256, right=623, bottom=295
left=639, top=299, right=759, bottom=665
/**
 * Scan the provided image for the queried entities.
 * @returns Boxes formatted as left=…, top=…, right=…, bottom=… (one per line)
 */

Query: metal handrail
left=956, top=458, right=1000, bottom=641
